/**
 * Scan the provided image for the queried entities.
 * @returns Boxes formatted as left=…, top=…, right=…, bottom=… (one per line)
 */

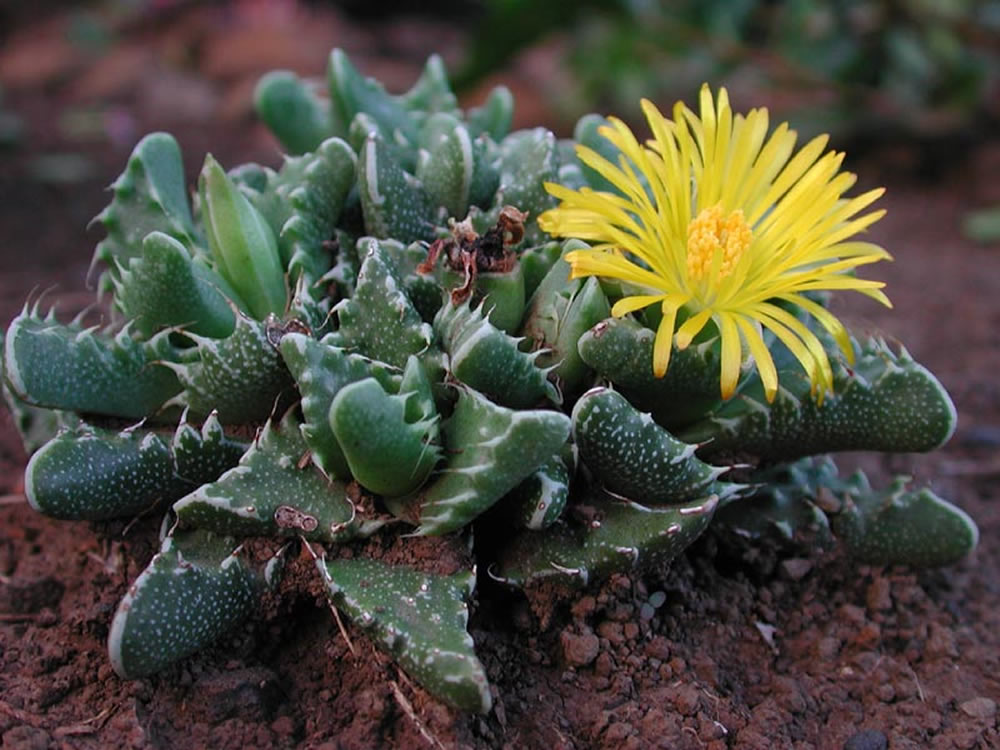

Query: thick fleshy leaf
left=327, top=238, right=434, bottom=368
left=319, top=558, right=491, bottom=713
left=273, top=137, right=357, bottom=311
left=496, top=128, right=560, bottom=243
left=357, top=133, right=434, bottom=242
left=114, top=231, right=238, bottom=338
left=577, top=316, right=723, bottom=430
left=254, top=70, right=334, bottom=155
left=416, top=113, right=475, bottom=221
left=413, top=388, right=571, bottom=535
left=162, top=313, right=295, bottom=424
left=508, top=451, right=573, bottom=530
left=108, top=530, right=258, bottom=678
left=680, top=336, right=958, bottom=461
left=832, top=474, right=978, bottom=567
left=25, top=414, right=246, bottom=521
left=329, top=376, right=440, bottom=497
left=91, top=132, right=202, bottom=292
left=199, top=155, right=287, bottom=320
left=466, top=85, right=513, bottom=141
left=520, top=245, right=609, bottom=398
left=496, top=488, right=720, bottom=587
left=26, top=425, right=176, bottom=520
left=279, top=331, right=399, bottom=479
left=573, top=387, right=746, bottom=505
left=4, top=306, right=180, bottom=419
left=327, top=49, right=420, bottom=153
left=398, top=54, right=459, bottom=114
left=173, top=412, right=368, bottom=543
left=435, top=299, right=558, bottom=409
left=714, top=457, right=836, bottom=547
left=519, top=241, right=565, bottom=298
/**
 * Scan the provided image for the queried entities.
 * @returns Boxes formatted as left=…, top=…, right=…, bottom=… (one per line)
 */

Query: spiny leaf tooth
left=4, top=310, right=182, bottom=418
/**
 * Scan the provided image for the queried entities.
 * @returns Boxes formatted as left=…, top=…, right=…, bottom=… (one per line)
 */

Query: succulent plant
left=2, top=49, right=978, bottom=714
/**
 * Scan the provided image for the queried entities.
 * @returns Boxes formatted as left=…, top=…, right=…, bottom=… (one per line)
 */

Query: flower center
left=686, top=204, right=752, bottom=283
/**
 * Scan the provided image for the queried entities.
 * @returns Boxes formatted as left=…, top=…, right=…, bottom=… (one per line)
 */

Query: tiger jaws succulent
left=1, top=49, right=977, bottom=714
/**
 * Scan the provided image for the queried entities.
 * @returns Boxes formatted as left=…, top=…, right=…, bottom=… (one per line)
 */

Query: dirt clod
left=560, top=627, right=600, bottom=667
left=2, top=725, right=51, bottom=750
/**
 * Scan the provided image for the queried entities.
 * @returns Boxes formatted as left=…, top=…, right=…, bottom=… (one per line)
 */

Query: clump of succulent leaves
left=1, top=50, right=977, bottom=714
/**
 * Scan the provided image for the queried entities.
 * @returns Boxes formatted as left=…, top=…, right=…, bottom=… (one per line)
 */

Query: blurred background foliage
left=1, top=0, right=997, bottom=147
left=1, top=0, right=998, bottom=241
left=457, top=0, right=1000, bottom=145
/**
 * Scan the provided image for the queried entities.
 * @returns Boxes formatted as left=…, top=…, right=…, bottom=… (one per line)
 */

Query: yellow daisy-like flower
left=538, top=84, right=892, bottom=403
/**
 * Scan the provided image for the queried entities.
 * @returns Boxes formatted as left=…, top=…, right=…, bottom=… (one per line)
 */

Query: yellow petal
left=611, top=294, right=666, bottom=317
left=717, top=314, right=742, bottom=399
left=751, top=306, right=824, bottom=392
left=652, top=303, right=679, bottom=377
left=780, top=293, right=853, bottom=363
left=675, top=308, right=712, bottom=349
left=748, top=133, right=829, bottom=225
left=565, top=249, right=668, bottom=290
left=758, top=303, right=835, bottom=394
left=735, top=316, right=779, bottom=402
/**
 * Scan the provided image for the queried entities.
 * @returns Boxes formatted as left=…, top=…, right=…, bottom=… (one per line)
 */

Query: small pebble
left=843, top=728, right=887, bottom=750
left=644, top=636, right=671, bottom=661
left=959, top=696, right=997, bottom=720
left=560, top=628, right=600, bottom=667
left=852, top=623, right=881, bottom=648
left=781, top=558, right=812, bottom=581
left=839, top=604, right=866, bottom=625
left=815, top=636, right=840, bottom=661
left=865, top=577, right=892, bottom=611
left=924, top=622, right=958, bottom=659
left=594, top=651, right=614, bottom=677
left=571, top=596, right=596, bottom=620
left=671, top=684, right=701, bottom=716
left=603, top=722, right=633, bottom=742
left=874, top=683, right=895, bottom=703
left=597, top=620, right=625, bottom=645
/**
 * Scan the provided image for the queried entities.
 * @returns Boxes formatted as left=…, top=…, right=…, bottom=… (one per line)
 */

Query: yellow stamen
left=686, top=204, right=752, bottom=283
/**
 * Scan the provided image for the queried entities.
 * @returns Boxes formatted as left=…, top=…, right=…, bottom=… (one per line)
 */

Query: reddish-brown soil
left=1, top=5, right=998, bottom=749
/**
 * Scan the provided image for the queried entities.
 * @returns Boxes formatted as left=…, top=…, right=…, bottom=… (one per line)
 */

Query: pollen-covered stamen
left=686, top=204, right=752, bottom=284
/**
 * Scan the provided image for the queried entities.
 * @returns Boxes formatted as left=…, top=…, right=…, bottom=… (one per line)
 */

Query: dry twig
left=389, top=679, right=446, bottom=750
